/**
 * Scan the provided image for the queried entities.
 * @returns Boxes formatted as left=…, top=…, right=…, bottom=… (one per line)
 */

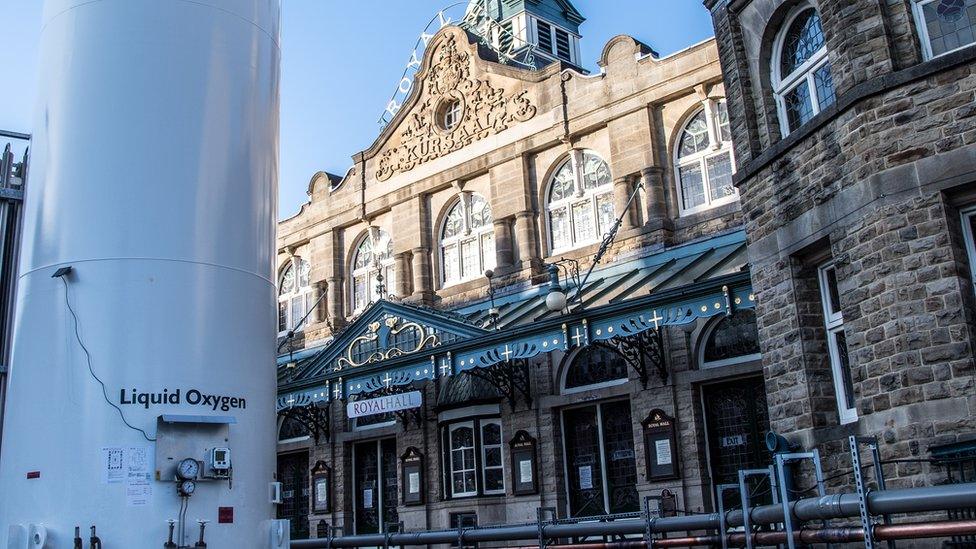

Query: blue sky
left=0, top=1, right=715, bottom=219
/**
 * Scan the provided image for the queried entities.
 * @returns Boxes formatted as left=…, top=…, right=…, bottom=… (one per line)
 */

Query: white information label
left=655, top=439, right=673, bottom=466
left=363, top=488, right=374, bottom=509
left=316, top=478, right=328, bottom=504
left=579, top=465, right=592, bottom=489
left=408, top=472, right=420, bottom=494
left=125, top=472, right=152, bottom=506
left=102, top=447, right=125, bottom=484
left=519, top=459, right=533, bottom=484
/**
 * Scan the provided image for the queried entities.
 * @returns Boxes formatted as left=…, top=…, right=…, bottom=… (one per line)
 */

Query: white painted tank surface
left=0, top=0, right=280, bottom=546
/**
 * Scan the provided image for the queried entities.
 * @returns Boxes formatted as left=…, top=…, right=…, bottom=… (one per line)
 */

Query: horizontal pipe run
left=508, top=520, right=976, bottom=548
left=290, top=482, right=976, bottom=548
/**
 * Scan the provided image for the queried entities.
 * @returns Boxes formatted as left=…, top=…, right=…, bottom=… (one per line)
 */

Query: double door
left=277, top=451, right=310, bottom=540
left=562, top=400, right=639, bottom=517
left=702, top=377, right=772, bottom=508
left=353, top=439, right=399, bottom=534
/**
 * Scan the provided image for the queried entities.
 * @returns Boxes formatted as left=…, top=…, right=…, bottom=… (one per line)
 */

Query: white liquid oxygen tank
left=0, top=0, right=281, bottom=546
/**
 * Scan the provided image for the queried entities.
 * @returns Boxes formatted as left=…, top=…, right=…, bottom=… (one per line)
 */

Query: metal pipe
left=501, top=519, right=976, bottom=548
left=290, top=482, right=976, bottom=548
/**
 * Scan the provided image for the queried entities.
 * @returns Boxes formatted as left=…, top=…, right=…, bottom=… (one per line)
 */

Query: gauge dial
left=177, top=458, right=199, bottom=480
left=179, top=479, right=196, bottom=496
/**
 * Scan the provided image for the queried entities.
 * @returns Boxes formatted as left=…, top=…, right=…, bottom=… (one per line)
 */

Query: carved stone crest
left=376, top=34, right=537, bottom=181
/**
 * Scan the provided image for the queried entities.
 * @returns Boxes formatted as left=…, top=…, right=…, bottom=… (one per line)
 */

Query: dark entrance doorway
left=562, top=400, right=639, bottom=517
left=702, top=377, right=772, bottom=508
left=353, top=438, right=399, bottom=534
left=277, top=451, right=310, bottom=540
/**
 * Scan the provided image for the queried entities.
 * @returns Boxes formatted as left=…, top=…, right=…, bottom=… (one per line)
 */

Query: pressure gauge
left=177, top=458, right=199, bottom=480
left=178, top=479, right=196, bottom=497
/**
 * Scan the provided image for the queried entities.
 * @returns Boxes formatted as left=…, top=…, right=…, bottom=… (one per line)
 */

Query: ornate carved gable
left=292, top=300, right=488, bottom=381
left=375, top=30, right=538, bottom=181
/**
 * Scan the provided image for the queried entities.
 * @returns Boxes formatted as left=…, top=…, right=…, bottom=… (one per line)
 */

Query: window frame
left=442, top=99, right=462, bottom=131
left=698, top=310, right=762, bottom=369
left=560, top=345, right=630, bottom=395
left=545, top=149, right=615, bottom=255
left=912, top=0, right=976, bottom=61
left=350, top=229, right=396, bottom=314
left=674, top=99, right=738, bottom=216
left=442, top=416, right=507, bottom=499
left=448, top=422, right=478, bottom=498
left=530, top=15, right=579, bottom=64
left=277, top=257, right=314, bottom=336
left=960, top=206, right=976, bottom=295
left=771, top=4, right=833, bottom=137
left=440, top=193, right=496, bottom=288
left=817, top=261, right=858, bottom=424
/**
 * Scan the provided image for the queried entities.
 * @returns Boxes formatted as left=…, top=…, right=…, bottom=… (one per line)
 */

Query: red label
left=26, top=471, right=40, bottom=479
left=218, top=507, right=233, bottom=524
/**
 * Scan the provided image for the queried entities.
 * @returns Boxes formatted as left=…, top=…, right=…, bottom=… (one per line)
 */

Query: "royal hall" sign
left=346, top=391, right=422, bottom=419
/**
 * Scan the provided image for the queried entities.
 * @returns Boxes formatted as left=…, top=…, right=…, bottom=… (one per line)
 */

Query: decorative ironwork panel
left=464, top=358, right=532, bottom=409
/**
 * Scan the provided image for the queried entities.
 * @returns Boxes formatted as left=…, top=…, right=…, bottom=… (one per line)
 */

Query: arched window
left=546, top=150, right=614, bottom=253
left=278, top=415, right=309, bottom=442
left=351, top=229, right=395, bottom=313
left=562, top=345, right=629, bottom=393
left=675, top=101, right=736, bottom=215
left=278, top=257, right=314, bottom=334
left=700, top=310, right=761, bottom=368
left=441, top=193, right=496, bottom=285
left=772, top=5, right=835, bottom=136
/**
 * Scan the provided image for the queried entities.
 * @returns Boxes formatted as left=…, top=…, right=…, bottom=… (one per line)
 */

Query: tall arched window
left=351, top=229, right=395, bottom=313
left=675, top=101, right=736, bottom=215
left=546, top=150, right=614, bottom=252
left=441, top=193, right=496, bottom=285
left=772, top=5, right=835, bottom=136
left=278, top=257, right=313, bottom=334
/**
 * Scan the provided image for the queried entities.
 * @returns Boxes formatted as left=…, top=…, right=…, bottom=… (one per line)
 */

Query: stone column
left=411, top=247, right=434, bottom=303
left=394, top=251, right=412, bottom=297
left=326, top=276, right=344, bottom=325
left=308, top=281, right=324, bottom=324
left=514, top=211, right=541, bottom=270
left=493, top=218, right=514, bottom=271
left=613, top=175, right=638, bottom=230
left=642, top=166, right=667, bottom=223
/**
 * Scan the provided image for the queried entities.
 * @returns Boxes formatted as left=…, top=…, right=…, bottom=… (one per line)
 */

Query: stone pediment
left=291, top=300, right=488, bottom=381
left=373, top=27, right=541, bottom=182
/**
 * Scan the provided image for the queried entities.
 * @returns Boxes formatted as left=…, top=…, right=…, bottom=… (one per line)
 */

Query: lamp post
left=485, top=269, right=500, bottom=330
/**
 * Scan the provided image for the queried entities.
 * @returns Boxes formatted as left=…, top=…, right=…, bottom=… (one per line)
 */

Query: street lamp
left=485, top=269, right=500, bottom=329
left=545, top=264, right=568, bottom=313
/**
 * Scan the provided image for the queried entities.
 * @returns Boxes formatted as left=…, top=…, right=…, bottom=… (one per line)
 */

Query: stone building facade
left=272, top=1, right=778, bottom=541
left=706, top=0, right=976, bottom=493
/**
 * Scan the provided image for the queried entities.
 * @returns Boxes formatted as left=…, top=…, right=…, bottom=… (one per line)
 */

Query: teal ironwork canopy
left=277, top=230, right=754, bottom=411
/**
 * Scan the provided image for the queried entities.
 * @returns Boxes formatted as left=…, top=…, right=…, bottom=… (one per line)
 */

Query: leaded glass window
left=450, top=424, right=477, bottom=497
left=351, top=229, right=395, bottom=313
left=773, top=6, right=835, bottom=136
left=481, top=420, right=505, bottom=494
left=702, top=310, right=761, bottom=367
left=278, top=257, right=314, bottom=333
left=546, top=150, right=614, bottom=252
left=914, top=0, right=976, bottom=59
left=674, top=100, right=737, bottom=215
left=441, top=193, right=496, bottom=286
left=564, top=345, right=629, bottom=392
